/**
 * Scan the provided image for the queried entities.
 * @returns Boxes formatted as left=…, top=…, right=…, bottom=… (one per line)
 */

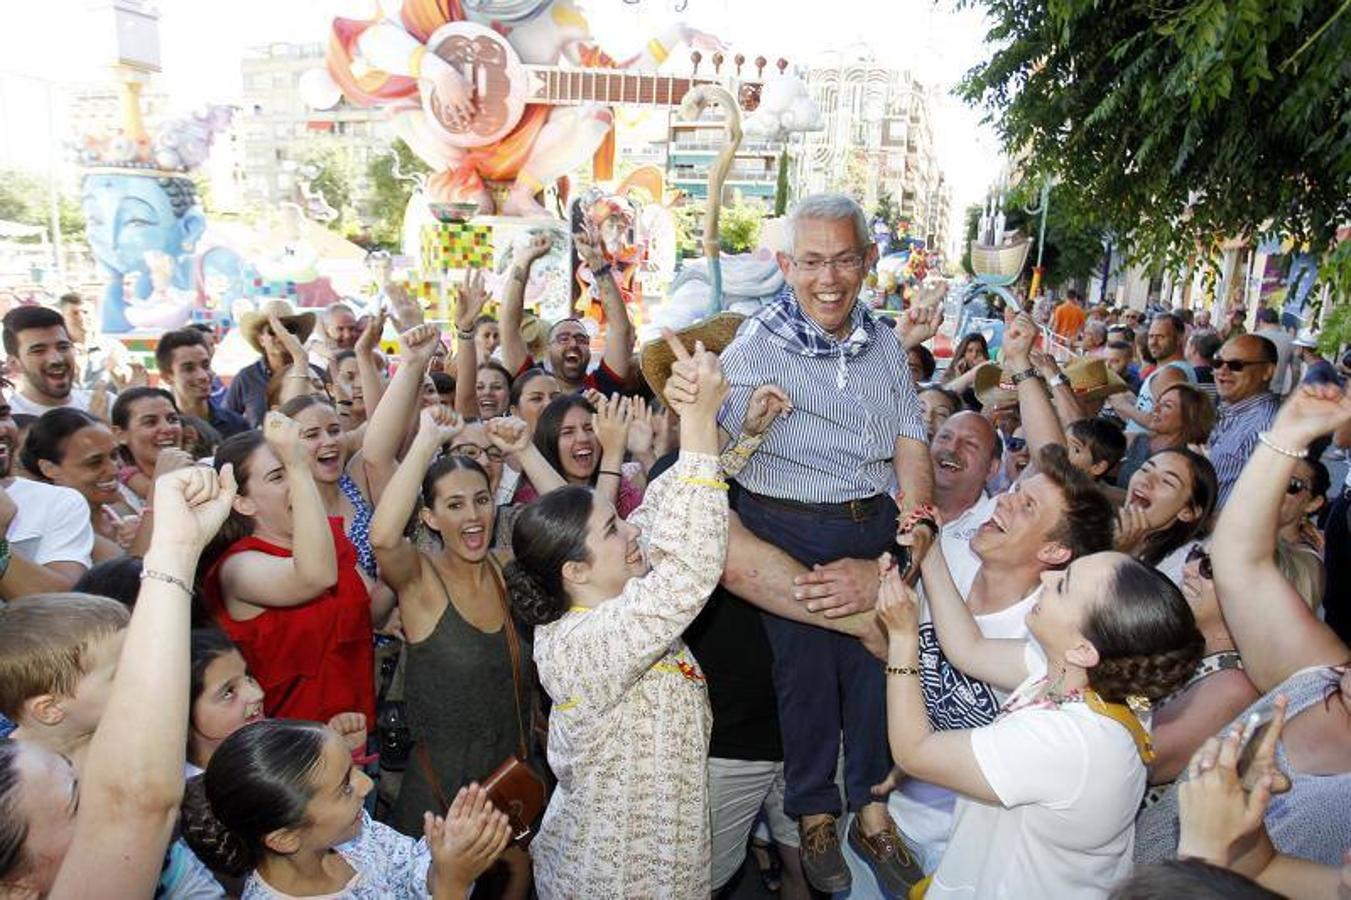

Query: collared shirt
left=223, top=358, right=329, bottom=428
left=717, top=287, right=925, bottom=504
left=207, top=401, right=251, bottom=438
left=1208, top=391, right=1279, bottom=506
left=513, top=356, right=627, bottom=396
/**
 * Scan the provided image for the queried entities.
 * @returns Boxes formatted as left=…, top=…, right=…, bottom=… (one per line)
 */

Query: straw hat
left=238, top=299, right=317, bottom=354
left=639, top=312, right=745, bottom=399
left=973, top=362, right=1018, bottom=409
left=1062, top=356, right=1131, bottom=404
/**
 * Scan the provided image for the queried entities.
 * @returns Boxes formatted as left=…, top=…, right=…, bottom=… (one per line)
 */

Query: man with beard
left=1107, top=312, right=1194, bottom=436
left=500, top=230, right=634, bottom=394
left=2, top=306, right=111, bottom=418
left=0, top=379, right=95, bottom=598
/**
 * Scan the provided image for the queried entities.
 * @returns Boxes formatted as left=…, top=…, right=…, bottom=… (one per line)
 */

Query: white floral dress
left=530, top=452, right=730, bottom=899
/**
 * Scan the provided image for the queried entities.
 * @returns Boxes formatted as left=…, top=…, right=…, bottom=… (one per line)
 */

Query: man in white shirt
left=0, top=381, right=95, bottom=599
left=2, top=305, right=105, bottom=418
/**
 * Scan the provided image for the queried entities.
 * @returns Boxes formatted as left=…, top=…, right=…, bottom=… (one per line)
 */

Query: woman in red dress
left=200, top=412, right=375, bottom=725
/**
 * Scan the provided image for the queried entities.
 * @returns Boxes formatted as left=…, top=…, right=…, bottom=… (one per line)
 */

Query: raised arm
left=591, top=393, right=630, bottom=508
left=485, top=416, right=566, bottom=495
left=50, top=466, right=236, bottom=899
left=371, top=406, right=463, bottom=598
left=1211, top=384, right=1351, bottom=691
left=453, top=269, right=487, bottom=418
left=1002, top=313, right=1068, bottom=461
left=354, top=309, right=389, bottom=420
left=498, top=232, right=552, bottom=375
left=918, top=542, right=1029, bottom=692
left=271, top=313, right=319, bottom=407
left=876, top=565, right=999, bottom=802
left=220, top=413, right=338, bottom=608
left=363, top=323, right=441, bottom=479
left=575, top=231, right=633, bottom=384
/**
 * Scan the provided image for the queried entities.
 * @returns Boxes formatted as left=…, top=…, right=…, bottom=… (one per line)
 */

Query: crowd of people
left=0, top=193, right=1347, bottom=899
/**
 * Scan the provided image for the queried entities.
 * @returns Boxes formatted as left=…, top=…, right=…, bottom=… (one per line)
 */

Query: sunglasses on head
left=1185, top=544, right=1213, bottom=580
left=1213, top=357, right=1266, bottom=372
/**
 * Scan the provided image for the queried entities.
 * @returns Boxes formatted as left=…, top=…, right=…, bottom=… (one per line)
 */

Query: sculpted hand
left=430, top=67, right=476, bottom=124
left=573, top=230, right=607, bottom=271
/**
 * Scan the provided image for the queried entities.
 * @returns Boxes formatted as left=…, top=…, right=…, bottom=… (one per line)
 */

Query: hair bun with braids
left=1089, top=635, right=1206, bottom=703
left=180, top=776, right=258, bottom=878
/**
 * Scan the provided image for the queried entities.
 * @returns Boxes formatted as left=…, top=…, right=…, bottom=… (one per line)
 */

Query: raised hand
left=1029, top=348, right=1061, bottom=381
left=1269, top=382, right=1351, bottom=451
left=485, top=415, right=531, bottom=456
left=519, top=231, right=554, bottom=267
left=88, top=378, right=112, bottom=423
left=1115, top=503, right=1152, bottom=553
left=268, top=313, right=309, bottom=367
left=573, top=230, right=607, bottom=271
left=659, top=330, right=728, bottom=420
left=455, top=269, right=489, bottom=335
left=875, top=560, right=921, bottom=636
left=895, top=304, right=942, bottom=350
left=1002, top=313, right=1039, bottom=369
left=593, top=394, right=632, bottom=456
left=744, top=383, right=791, bottom=437
left=149, top=463, right=238, bottom=552
left=400, top=323, right=443, bottom=367
left=425, top=784, right=512, bottom=892
left=385, top=281, right=426, bottom=330
left=327, top=712, right=368, bottom=753
left=355, top=309, right=387, bottom=355
left=152, top=447, right=195, bottom=481
left=263, top=411, right=308, bottom=468
left=418, top=404, right=464, bottom=447
left=625, top=396, right=656, bottom=457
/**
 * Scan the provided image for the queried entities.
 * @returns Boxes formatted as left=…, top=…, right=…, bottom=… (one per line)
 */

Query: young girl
left=1116, top=447, right=1218, bottom=584
left=182, top=719, right=510, bottom=899
left=370, top=406, right=557, bottom=897
left=504, top=337, right=729, bottom=897
left=201, top=413, right=375, bottom=725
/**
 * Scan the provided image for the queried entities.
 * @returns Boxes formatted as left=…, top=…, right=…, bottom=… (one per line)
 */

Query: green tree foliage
left=959, top=0, right=1351, bottom=295
left=0, top=168, right=85, bottom=240
left=672, top=195, right=767, bottom=257
left=874, top=191, right=899, bottom=232
left=300, top=144, right=358, bottom=231
left=366, top=139, right=431, bottom=250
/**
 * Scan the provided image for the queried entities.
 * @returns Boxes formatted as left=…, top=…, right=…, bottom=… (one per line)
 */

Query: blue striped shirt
left=1208, top=391, right=1279, bottom=506
left=717, top=290, right=926, bottom=504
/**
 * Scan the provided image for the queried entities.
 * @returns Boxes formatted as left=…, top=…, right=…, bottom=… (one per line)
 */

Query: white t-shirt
left=8, top=388, right=101, bottom=418
left=927, top=642, right=1145, bottom=900
left=939, top=493, right=998, bottom=599
left=4, top=478, right=95, bottom=568
left=890, top=585, right=1036, bottom=872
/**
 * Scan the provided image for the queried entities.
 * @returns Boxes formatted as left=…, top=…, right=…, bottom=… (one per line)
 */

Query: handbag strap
left=415, top=741, right=450, bottom=812
left=425, top=555, right=529, bottom=760
left=1083, top=689, right=1156, bottom=764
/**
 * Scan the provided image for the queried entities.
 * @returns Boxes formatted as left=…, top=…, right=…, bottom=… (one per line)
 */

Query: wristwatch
left=1046, top=373, right=1067, bottom=389
left=1009, top=367, right=1041, bottom=386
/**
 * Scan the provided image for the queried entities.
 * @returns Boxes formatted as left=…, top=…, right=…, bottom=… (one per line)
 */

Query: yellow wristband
left=680, top=476, right=729, bottom=491
left=647, top=38, right=669, bottom=65
left=410, top=45, right=427, bottom=79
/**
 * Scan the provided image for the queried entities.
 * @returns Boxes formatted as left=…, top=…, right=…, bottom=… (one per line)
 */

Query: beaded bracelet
left=1256, top=431, right=1307, bottom=459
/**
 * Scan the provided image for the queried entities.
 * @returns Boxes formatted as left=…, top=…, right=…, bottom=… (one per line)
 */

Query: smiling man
left=154, top=329, right=249, bottom=438
left=1208, top=333, right=1280, bottom=506
left=2, top=306, right=109, bottom=418
left=717, top=194, right=935, bottom=895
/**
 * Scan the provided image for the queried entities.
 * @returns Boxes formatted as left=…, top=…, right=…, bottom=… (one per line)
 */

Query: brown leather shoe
left=848, top=815, right=925, bottom=896
left=798, top=816, right=852, bottom=892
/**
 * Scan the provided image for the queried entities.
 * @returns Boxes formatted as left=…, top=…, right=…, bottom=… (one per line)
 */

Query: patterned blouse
left=241, top=810, right=442, bottom=899
left=338, top=472, right=377, bottom=578
left=530, top=453, right=730, bottom=899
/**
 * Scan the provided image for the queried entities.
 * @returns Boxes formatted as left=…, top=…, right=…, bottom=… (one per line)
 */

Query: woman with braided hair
left=875, top=541, right=1204, bottom=898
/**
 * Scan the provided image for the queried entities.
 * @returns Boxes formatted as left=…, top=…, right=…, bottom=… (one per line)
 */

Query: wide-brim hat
left=239, top=299, right=317, bottom=355
left=973, top=362, right=1018, bottom=409
left=1063, top=356, right=1132, bottom=404
left=640, top=312, right=745, bottom=400
left=1293, top=329, right=1319, bottom=349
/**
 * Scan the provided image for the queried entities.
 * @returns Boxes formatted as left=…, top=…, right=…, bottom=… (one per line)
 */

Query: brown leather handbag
left=417, top=560, right=547, bottom=846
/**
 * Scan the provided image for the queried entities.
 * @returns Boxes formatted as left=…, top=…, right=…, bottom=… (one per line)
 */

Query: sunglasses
left=1185, top=544, right=1213, bottom=580
left=1213, top=357, right=1267, bottom=372
left=1006, top=436, right=1028, bottom=452
left=1287, top=477, right=1309, bottom=496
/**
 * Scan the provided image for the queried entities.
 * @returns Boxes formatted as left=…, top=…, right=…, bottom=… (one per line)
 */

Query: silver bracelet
left=141, top=568, right=193, bottom=597
left=1256, top=431, right=1306, bottom=459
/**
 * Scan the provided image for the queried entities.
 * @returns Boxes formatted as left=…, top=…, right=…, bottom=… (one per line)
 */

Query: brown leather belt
left=745, top=491, right=888, bottom=523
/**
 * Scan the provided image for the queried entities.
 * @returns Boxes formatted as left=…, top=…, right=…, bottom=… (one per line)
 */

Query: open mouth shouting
left=460, top=521, right=487, bottom=553
left=1127, top=488, right=1152, bottom=510
left=316, top=447, right=343, bottom=475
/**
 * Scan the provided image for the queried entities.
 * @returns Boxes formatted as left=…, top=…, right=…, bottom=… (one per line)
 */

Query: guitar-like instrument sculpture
left=420, top=21, right=774, bottom=148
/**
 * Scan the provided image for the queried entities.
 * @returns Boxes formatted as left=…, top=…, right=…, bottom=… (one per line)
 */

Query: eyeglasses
left=792, top=253, right=865, bottom=273
left=552, top=333, right=590, bottom=347
left=1185, top=544, right=1213, bottom=580
left=1287, top=477, right=1309, bottom=496
left=1213, top=357, right=1267, bottom=372
left=450, top=443, right=504, bottom=462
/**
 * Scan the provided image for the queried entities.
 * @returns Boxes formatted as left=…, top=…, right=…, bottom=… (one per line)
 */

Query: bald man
left=1208, top=333, right=1280, bottom=505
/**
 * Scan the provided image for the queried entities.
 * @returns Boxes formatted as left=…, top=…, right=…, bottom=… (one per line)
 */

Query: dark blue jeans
left=738, top=491, right=897, bottom=819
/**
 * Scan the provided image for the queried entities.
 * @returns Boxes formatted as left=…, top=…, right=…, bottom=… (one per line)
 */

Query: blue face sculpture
left=81, top=173, right=206, bottom=332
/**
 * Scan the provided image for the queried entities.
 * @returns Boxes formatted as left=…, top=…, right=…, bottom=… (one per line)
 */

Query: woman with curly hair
left=503, top=337, right=730, bottom=898
left=877, top=542, right=1204, bottom=898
